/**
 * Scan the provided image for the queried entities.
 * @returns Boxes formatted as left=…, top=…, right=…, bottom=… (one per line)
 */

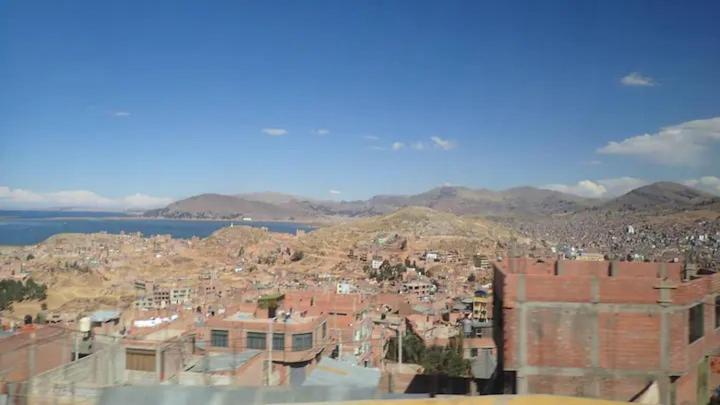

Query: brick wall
left=525, top=275, right=593, bottom=302
left=598, top=278, right=659, bottom=303
left=494, top=258, right=720, bottom=402
left=526, top=307, right=593, bottom=368
left=670, top=311, right=689, bottom=372
left=598, top=312, right=660, bottom=370
left=675, top=363, right=698, bottom=405
left=526, top=375, right=595, bottom=397
left=597, top=376, right=652, bottom=400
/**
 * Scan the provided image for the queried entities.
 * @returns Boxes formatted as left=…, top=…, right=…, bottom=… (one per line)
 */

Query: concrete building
left=336, top=282, right=355, bottom=295
left=463, top=336, right=497, bottom=380
left=203, top=294, right=330, bottom=386
left=0, top=325, right=73, bottom=398
left=425, top=252, right=438, bottom=262
left=170, top=287, right=193, bottom=305
left=284, top=291, right=376, bottom=367
left=576, top=253, right=605, bottom=262
left=402, top=281, right=433, bottom=297
left=472, top=289, right=491, bottom=322
left=494, top=257, right=720, bottom=404
left=474, top=254, right=491, bottom=271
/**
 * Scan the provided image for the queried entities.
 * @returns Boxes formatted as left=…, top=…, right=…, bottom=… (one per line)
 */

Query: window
left=273, top=333, right=285, bottom=350
left=126, top=348, right=156, bottom=371
left=470, top=348, right=479, bottom=358
left=716, top=296, right=720, bottom=329
left=322, top=322, right=327, bottom=339
left=211, top=329, right=228, bottom=347
left=247, top=332, right=267, bottom=350
left=689, top=304, right=704, bottom=343
left=292, top=332, right=313, bottom=351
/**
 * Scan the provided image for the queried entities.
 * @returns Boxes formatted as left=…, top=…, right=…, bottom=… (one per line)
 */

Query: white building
left=170, top=287, right=192, bottom=305
left=336, top=282, right=354, bottom=295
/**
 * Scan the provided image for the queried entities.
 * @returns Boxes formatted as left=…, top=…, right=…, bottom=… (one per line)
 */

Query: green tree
left=0, top=279, right=48, bottom=310
left=421, top=346, right=470, bottom=377
left=385, top=331, right=470, bottom=377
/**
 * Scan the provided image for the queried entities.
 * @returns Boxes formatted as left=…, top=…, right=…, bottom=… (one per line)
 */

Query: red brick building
left=494, top=258, right=720, bottom=404
left=284, top=291, right=376, bottom=366
left=202, top=294, right=330, bottom=386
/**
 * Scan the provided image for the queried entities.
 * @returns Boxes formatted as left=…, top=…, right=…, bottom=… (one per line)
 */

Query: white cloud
left=363, top=135, right=379, bottom=141
left=597, top=117, right=720, bottom=166
left=0, top=187, right=45, bottom=203
left=683, top=176, right=720, bottom=195
left=262, top=128, right=288, bottom=136
left=391, top=142, right=405, bottom=151
left=314, top=128, right=330, bottom=136
left=329, top=189, right=342, bottom=195
left=112, top=111, right=131, bottom=117
left=411, top=141, right=426, bottom=150
left=620, top=72, right=656, bottom=87
left=0, top=186, right=173, bottom=210
left=596, top=177, right=650, bottom=196
left=542, top=177, right=649, bottom=198
left=121, top=193, right=175, bottom=209
left=543, top=180, right=608, bottom=198
left=430, top=136, right=456, bottom=150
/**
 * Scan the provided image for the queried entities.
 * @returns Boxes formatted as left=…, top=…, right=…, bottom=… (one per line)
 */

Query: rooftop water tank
left=79, top=317, right=91, bottom=333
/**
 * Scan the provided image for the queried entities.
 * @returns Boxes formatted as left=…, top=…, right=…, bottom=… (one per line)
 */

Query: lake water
left=0, top=210, right=314, bottom=246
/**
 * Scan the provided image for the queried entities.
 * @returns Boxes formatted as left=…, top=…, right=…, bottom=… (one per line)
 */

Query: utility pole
left=337, top=330, right=342, bottom=360
left=73, top=332, right=80, bottom=361
left=266, top=317, right=275, bottom=386
left=28, top=330, right=36, bottom=395
left=398, top=323, right=403, bottom=365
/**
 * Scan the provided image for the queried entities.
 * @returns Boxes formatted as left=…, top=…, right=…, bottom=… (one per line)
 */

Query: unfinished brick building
left=494, top=258, right=720, bottom=405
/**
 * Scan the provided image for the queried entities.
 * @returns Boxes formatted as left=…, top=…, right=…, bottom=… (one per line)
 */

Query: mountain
left=603, top=182, right=720, bottom=211
left=144, top=193, right=308, bottom=220
left=144, top=186, right=595, bottom=220
left=362, top=186, right=595, bottom=217
left=144, top=182, right=719, bottom=221
left=234, top=192, right=306, bottom=205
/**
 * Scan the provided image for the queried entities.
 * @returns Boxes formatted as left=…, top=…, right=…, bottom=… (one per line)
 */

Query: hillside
left=498, top=182, right=720, bottom=264
left=603, top=182, right=720, bottom=211
left=298, top=206, right=526, bottom=257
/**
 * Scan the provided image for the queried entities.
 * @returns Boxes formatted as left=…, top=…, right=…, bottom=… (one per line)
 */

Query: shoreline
left=0, top=214, right=339, bottom=227
left=0, top=216, right=329, bottom=249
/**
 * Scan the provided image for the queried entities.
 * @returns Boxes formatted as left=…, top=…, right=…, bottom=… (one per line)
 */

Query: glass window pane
left=247, top=332, right=267, bottom=350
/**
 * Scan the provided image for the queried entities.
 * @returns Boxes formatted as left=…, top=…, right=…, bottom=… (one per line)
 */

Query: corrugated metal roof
left=188, top=350, right=261, bottom=373
left=99, top=385, right=420, bottom=404
left=302, top=357, right=380, bottom=388
left=90, top=310, right=121, bottom=323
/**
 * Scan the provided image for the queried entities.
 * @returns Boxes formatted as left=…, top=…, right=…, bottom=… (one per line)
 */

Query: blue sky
left=1, top=0, right=719, bottom=208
